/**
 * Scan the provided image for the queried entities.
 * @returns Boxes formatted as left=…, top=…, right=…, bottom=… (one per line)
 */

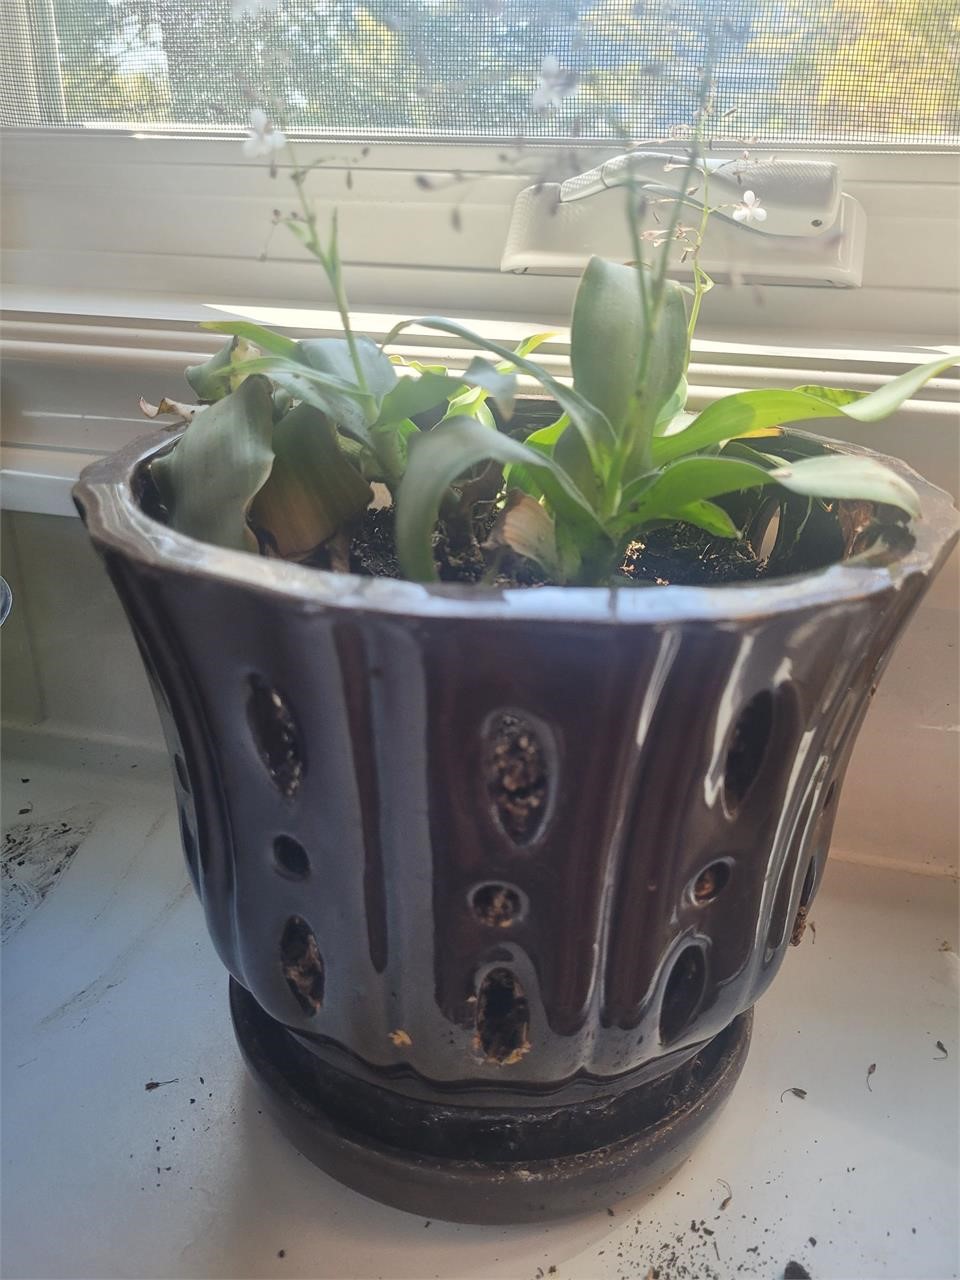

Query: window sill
left=2, top=730, right=956, bottom=1276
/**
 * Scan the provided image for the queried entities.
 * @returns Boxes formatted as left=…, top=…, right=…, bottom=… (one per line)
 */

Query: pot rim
left=73, top=427, right=959, bottom=626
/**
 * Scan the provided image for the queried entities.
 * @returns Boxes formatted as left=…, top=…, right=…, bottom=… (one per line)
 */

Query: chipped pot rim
left=73, top=427, right=959, bottom=627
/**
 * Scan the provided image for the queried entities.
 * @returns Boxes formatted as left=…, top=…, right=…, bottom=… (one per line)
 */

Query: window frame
left=2, top=127, right=958, bottom=342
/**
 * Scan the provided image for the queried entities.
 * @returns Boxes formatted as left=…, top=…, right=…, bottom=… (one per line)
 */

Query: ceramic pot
left=74, top=424, right=958, bottom=1223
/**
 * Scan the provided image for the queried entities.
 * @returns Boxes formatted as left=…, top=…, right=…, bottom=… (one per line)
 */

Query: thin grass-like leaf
left=201, top=320, right=301, bottom=360
left=654, top=352, right=959, bottom=465
left=382, top=316, right=615, bottom=469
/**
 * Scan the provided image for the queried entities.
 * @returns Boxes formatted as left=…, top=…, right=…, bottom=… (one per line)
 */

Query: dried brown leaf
left=139, top=396, right=199, bottom=423
left=483, top=490, right=559, bottom=576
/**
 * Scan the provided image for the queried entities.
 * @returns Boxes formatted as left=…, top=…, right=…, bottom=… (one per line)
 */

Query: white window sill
left=2, top=732, right=957, bottom=1279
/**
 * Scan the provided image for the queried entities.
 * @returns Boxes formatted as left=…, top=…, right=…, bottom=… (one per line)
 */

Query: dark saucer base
left=230, top=978, right=752, bottom=1225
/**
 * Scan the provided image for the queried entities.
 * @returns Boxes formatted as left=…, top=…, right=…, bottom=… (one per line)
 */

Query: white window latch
left=501, top=153, right=865, bottom=288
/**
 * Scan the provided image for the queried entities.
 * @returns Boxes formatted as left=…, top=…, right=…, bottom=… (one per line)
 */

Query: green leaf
left=391, top=357, right=448, bottom=376
left=651, top=391, right=799, bottom=465
left=720, top=440, right=784, bottom=468
left=186, top=337, right=255, bottom=402
left=768, top=454, right=921, bottom=518
left=618, top=456, right=774, bottom=528
left=506, top=415, right=599, bottom=509
left=200, top=320, right=301, bottom=360
left=790, top=384, right=866, bottom=409
left=509, top=331, right=555, bottom=360
left=633, top=281, right=689, bottom=443
left=300, top=335, right=396, bottom=398
left=654, top=352, right=959, bottom=466
left=227, top=355, right=361, bottom=397
left=368, top=416, right=419, bottom=483
left=459, top=357, right=517, bottom=419
left=151, top=376, right=274, bottom=553
left=272, top=387, right=293, bottom=420
left=555, top=419, right=601, bottom=504
left=378, top=371, right=463, bottom=423
left=615, top=451, right=920, bottom=536
left=382, top=316, right=615, bottom=470
left=448, top=395, right=496, bottom=429
left=570, top=257, right=646, bottom=435
left=396, top=416, right=602, bottom=582
left=378, top=358, right=517, bottom=426
left=653, top=376, right=690, bottom=435
left=250, top=404, right=372, bottom=559
left=229, top=352, right=380, bottom=445
left=503, top=415, right=569, bottom=498
left=555, top=519, right=584, bottom=581
left=569, top=258, right=687, bottom=485
left=522, top=414, right=569, bottom=455
left=673, top=499, right=740, bottom=538
left=829, top=352, right=958, bottom=420
left=299, top=335, right=397, bottom=432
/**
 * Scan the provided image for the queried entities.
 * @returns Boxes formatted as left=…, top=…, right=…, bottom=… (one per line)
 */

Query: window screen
left=5, top=0, right=959, bottom=143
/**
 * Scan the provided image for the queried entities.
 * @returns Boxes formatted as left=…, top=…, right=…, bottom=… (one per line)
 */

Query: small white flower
left=732, top=189, right=767, bottom=224
left=242, top=108, right=286, bottom=158
left=529, top=55, right=578, bottom=113
left=287, top=90, right=308, bottom=110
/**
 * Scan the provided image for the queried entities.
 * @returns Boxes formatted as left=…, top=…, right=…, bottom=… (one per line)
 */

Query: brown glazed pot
left=74, top=425, right=958, bottom=1224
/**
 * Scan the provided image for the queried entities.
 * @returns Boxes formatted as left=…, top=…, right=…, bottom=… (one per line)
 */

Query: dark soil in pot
left=345, top=503, right=770, bottom=587
left=329, top=487, right=910, bottom=588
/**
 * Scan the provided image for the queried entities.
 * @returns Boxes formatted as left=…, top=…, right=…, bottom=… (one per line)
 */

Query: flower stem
left=283, top=136, right=369, bottom=398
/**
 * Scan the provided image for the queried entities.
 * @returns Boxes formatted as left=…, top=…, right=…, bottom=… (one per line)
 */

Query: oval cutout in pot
left=470, top=883, right=524, bottom=927
left=790, top=856, right=818, bottom=947
left=273, top=834, right=310, bottom=881
left=280, top=915, right=325, bottom=1015
left=691, top=859, right=732, bottom=905
left=659, top=945, right=707, bottom=1045
left=482, top=712, right=550, bottom=846
left=723, top=690, right=774, bottom=815
left=247, top=676, right=304, bottom=799
left=475, top=967, right=531, bottom=1065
